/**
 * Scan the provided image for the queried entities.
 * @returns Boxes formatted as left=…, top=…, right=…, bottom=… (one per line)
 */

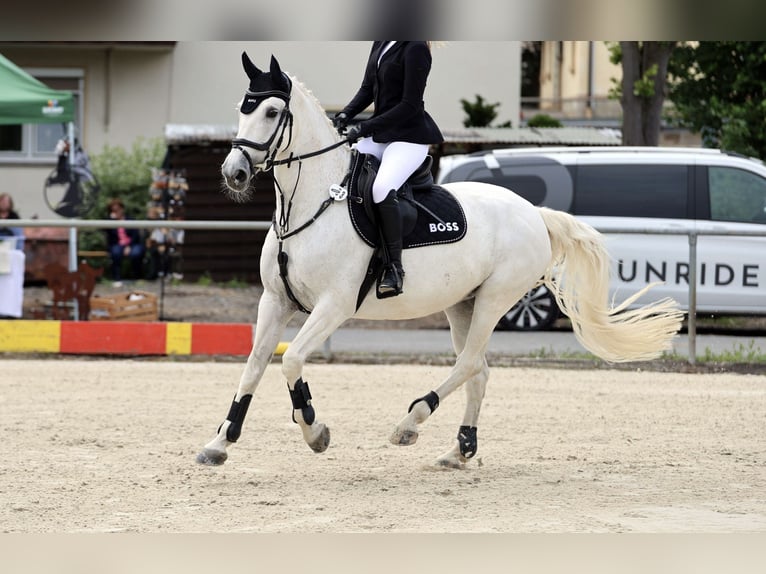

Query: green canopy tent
left=0, top=53, right=74, bottom=124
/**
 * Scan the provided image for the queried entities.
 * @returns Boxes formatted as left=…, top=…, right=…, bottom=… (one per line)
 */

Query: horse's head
left=221, top=53, right=293, bottom=199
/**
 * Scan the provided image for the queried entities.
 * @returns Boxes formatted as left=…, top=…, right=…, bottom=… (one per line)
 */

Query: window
left=574, top=164, right=689, bottom=218
left=708, top=166, right=766, bottom=224
left=0, top=71, right=82, bottom=162
left=475, top=174, right=547, bottom=205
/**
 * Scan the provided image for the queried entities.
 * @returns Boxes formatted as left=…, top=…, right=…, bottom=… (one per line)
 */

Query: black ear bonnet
left=240, top=52, right=292, bottom=115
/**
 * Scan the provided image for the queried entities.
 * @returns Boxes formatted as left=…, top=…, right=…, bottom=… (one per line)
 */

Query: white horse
left=197, top=53, right=683, bottom=468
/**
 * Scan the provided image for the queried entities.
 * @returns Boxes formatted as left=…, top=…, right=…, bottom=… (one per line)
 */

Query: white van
left=437, top=146, right=766, bottom=330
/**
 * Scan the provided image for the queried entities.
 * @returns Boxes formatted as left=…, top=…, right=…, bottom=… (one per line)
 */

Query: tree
left=609, top=42, right=676, bottom=146
left=668, top=42, right=766, bottom=158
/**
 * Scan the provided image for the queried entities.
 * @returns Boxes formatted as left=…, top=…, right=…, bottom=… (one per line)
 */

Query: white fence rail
left=12, top=219, right=766, bottom=365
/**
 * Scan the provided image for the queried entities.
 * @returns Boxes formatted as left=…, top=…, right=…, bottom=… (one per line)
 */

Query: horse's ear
left=242, top=51, right=261, bottom=80
left=269, top=55, right=290, bottom=92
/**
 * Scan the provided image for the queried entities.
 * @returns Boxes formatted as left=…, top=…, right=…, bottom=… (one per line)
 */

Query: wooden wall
left=167, top=143, right=275, bottom=284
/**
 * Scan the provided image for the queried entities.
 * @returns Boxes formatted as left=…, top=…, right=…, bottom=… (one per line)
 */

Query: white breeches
left=355, top=138, right=429, bottom=203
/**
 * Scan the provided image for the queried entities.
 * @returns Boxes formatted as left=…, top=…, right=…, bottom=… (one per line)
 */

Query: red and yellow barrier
left=0, top=320, right=288, bottom=356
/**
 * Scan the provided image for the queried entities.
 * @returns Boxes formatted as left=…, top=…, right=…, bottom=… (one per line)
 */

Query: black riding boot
left=376, top=189, right=404, bottom=297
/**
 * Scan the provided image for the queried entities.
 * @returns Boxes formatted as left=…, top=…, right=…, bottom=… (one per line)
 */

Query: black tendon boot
left=376, top=189, right=405, bottom=297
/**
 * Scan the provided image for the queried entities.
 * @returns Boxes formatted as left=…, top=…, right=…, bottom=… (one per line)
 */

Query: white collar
left=377, top=42, right=397, bottom=66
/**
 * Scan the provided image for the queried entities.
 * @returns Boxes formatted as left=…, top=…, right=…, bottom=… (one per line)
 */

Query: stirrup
left=377, top=264, right=404, bottom=298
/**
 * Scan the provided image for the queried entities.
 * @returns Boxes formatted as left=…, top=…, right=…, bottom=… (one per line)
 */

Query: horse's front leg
left=196, top=290, right=295, bottom=465
left=280, top=300, right=351, bottom=453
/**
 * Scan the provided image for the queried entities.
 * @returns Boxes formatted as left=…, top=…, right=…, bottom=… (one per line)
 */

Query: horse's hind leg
left=196, top=291, right=295, bottom=465
left=436, top=300, right=489, bottom=468
left=390, top=299, right=493, bottom=464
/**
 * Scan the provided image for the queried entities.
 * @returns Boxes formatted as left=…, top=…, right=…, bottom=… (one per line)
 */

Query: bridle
left=230, top=86, right=294, bottom=175
left=230, top=79, right=352, bottom=175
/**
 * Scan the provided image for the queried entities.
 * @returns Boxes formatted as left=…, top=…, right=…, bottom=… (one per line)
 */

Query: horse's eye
left=266, top=108, right=280, bottom=119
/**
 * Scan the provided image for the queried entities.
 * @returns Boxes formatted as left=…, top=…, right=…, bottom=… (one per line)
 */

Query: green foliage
left=632, top=63, right=659, bottom=98
left=460, top=94, right=511, bottom=128
left=606, top=42, right=623, bottom=99
left=606, top=41, right=621, bottom=66
left=606, top=42, right=669, bottom=102
left=526, top=113, right=563, bottom=128
left=668, top=42, right=766, bottom=159
left=196, top=271, right=214, bottom=287
left=89, top=137, right=166, bottom=217
left=78, top=137, right=166, bottom=253
left=700, top=340, right=766, bottom=364
left=223, top=277, right=250, bottom=289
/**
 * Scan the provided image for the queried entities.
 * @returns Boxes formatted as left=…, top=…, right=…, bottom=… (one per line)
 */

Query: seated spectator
left=0, top=192, right=24, bottom=250
left=105, top=198, right=145, bottom=286
left=0, top=192, right=25, bottom=318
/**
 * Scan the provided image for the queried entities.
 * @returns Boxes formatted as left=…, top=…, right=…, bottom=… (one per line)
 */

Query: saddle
left=343, top=150, right=468, bottom=308
left=346, top=150, right=467, bottom=249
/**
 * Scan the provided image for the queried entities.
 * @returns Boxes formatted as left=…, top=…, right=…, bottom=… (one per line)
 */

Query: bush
left=79, top=137, right=166, bottom=253
left=461, top=94, right=505, bottom=128
left=526, top=113, right=563, bottom=128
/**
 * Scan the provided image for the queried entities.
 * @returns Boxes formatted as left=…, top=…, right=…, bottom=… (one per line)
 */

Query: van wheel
left=497, top=285, right=560, bottom=331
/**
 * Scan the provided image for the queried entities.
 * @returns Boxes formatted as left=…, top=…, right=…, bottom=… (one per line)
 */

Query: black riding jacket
left=341, top=41, right=444, bottom=145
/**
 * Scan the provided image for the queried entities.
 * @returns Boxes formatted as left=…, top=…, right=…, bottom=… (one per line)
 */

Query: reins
left=233, top=128, right=353, bottom=172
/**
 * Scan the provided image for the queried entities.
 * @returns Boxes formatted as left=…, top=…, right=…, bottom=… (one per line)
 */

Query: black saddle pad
left=348, top=185, right=467, bottom=249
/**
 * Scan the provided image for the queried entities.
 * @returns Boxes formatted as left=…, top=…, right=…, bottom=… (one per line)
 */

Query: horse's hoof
left=435, top=457, right=466, bottom=470
left=391, top=429, right=418, bottom=446
left=196, top=448, right=228, bottom=466
left=308, top=424, right=330, bottom=453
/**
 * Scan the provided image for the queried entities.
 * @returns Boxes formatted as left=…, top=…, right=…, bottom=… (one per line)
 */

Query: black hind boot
left=376, top=189, right=404, bottom=297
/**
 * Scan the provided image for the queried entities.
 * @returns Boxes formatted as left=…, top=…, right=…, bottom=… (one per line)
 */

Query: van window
left=574, top=164, right=688, bottom=218
left=480, top=175, right=547, bottom=205
left=708, top=166, right=766, bottom=223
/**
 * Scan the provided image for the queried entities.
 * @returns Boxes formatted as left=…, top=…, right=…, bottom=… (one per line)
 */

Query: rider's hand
left=332, top=112, right=349, bottom=135
left=345, top=124, right=363, bottom=143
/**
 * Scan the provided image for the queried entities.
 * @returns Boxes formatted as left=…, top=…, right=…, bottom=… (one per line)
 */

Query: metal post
left=687, top=233, right=698, bottom=365
left=67, top=122, right=79, bottom=321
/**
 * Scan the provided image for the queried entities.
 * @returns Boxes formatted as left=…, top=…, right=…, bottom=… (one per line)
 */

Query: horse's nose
left=232, top=168, right=248, bottom=185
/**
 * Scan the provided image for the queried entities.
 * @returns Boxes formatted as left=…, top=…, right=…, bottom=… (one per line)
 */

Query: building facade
left=532, top=41, right=700, bottom=148
left=0, top=41, right=522, bottom=220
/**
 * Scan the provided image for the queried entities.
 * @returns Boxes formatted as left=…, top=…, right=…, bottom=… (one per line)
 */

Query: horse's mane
left=289, top=73, right=335, bottom=131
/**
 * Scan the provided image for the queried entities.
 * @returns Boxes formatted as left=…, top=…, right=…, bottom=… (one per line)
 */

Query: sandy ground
left=1, top=358, right=765, bottom=533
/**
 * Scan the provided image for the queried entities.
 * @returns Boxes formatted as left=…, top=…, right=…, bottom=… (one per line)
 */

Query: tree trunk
left=620, top=41, right=674, bottom=146
left=641, top=42, right=672, bottom=145
left=620, top=42, right=644, bottom=145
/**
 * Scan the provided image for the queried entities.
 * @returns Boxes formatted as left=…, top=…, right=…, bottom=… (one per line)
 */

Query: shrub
left=79, top=137, right=166, bottom=253
left=526, top=113, right=563, bottom=128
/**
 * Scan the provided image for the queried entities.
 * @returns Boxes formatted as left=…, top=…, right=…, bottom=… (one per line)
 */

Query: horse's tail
left=538, top=206, right=684, bottom=363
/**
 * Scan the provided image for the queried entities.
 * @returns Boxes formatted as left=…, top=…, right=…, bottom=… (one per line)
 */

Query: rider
left=333, top=41, right=444, bottom=297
